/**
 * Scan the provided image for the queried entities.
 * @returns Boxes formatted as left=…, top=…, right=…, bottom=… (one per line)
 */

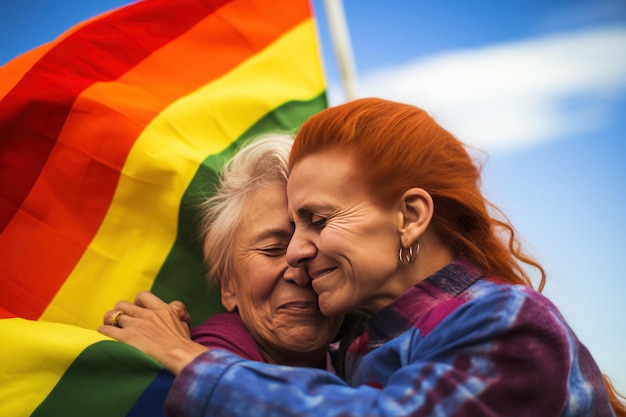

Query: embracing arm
left=162, top=285, right=614, bottom=417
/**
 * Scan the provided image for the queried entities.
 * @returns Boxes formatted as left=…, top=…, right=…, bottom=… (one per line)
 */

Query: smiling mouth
left=310, top=267, right=336, bottom=280
left=279, top=301, right=319, bottom=311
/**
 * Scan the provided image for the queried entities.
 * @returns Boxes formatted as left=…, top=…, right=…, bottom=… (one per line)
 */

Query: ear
left=396, top=188, right=434, bottom=248
left=219, top=275, right=238, bottom=312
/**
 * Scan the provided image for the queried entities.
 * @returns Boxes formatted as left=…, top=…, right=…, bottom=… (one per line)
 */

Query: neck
left=411, top=234, right=455, bottom=285
left=358, top=229, right=455, bottom=316
left=260, top=346, right=327, bottom=368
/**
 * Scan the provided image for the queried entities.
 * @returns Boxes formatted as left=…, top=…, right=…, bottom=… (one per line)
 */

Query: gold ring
left=111, top=311, right=124, bottom=328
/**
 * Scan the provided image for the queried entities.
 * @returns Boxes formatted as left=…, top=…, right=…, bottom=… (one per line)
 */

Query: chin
left=287, top=339, right=327, bottom=353
left=318, top=298, right=345, bottom=318
left=281, top=331, right=329, bottom=351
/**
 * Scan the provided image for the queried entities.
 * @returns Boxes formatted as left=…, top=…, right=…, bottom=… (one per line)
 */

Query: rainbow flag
left=0, top=0, right=327, bottom=415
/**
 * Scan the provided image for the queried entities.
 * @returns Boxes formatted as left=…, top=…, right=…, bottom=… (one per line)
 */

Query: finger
left=134, top=290, right=167, bottom=309
left=103, top=302, right=131, bottom=325
left=170, top=300, right=191, bottom=324
left=103, top=299, right=132, bottom=325
left=114, top=300, right=137, bottom=311
left=103, top=309, right=117, bottom=325
left=103, top=299, right=145, bottom=325
left=113, top=300, right=154, bottom=318
left=170, top=300, right=186, bottom=311
left=98, top=323, right=121, bottom=339
left=103, top=309, right=126, bottom=327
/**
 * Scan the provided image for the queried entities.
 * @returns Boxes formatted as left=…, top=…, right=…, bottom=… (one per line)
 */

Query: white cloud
left=329, top=27, right=626, bottom=153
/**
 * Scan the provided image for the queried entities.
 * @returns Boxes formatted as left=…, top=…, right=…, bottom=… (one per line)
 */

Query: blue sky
left=2, top=0, right=625, bottom=391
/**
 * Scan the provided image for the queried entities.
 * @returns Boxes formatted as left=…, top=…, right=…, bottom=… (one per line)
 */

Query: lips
left=309, top=267, right=336, bottom=280
left=279, top=301, right=319, bottom=311
left=308, top=267, right=336, bottom=294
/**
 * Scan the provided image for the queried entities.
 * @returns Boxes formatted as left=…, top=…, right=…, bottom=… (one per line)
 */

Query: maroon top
left=191, top=311, right=264, bottom=362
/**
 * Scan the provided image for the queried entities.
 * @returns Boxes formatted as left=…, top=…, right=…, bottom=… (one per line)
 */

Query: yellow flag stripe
left=0, top=318, right=109, bottom=416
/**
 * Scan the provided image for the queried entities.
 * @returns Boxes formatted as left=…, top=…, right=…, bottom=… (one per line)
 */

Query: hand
left=98, top=290, right=209, bottom=375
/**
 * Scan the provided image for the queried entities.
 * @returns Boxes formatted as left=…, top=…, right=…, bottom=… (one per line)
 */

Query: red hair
left=291, top=97, right=544, bottom=290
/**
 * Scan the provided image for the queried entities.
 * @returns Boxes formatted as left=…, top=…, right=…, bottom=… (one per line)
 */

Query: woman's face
left=286, top=151, right=403, bottom=317
left=225, top=183, right=342, bottom=362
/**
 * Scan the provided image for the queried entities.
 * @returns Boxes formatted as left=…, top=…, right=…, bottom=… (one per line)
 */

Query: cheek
left=324, top=219, right=397, bottom=256
left=239, top=262, right=282, bottom=305
left=235, top=269, right=277, bottom=333
left=345, top=224, right=400, bottom=277
left=321, top=222, right=364, bottom=251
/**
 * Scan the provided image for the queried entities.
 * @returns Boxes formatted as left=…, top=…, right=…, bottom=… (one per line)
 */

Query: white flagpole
left=322, top=0, right=358, bottom=102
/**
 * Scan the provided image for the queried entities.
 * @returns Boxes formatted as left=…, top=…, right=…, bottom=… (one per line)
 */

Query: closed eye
left=310, top=215, right=327, bottom=229
left=260, top=247, right=287, bottom=257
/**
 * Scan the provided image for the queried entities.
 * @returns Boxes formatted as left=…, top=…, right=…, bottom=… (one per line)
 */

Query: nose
left=282, top=266, right=311, bottom=288
left=286, top=227, right=317, bottom=268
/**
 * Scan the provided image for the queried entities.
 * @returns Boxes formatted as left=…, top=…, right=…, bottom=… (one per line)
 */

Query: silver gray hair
left=200, top=133, right=293, bottom=285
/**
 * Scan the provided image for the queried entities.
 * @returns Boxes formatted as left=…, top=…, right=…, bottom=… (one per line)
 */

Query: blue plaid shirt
left=164, top=259, right=614, bottom=416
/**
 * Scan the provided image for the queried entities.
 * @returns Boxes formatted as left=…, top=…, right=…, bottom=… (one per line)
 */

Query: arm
left=162, top=285, right=613, bottom=417
left=164, top=349, right=373, bottom=417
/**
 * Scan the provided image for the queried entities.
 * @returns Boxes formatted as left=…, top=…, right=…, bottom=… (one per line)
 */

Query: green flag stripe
left=30, top=340, right=164, bottom=417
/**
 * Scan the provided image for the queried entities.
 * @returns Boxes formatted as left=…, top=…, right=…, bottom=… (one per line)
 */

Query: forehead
left=238, top=183, right=291, bottom=240
left=287, top=151, right=361, bottom=215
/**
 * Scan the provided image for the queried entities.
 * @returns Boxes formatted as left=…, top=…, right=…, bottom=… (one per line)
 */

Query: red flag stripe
left=0, top=0, right=232, bottom=232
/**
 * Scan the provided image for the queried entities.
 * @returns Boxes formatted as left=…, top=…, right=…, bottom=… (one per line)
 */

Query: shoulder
left=408, top=280, right=577, bottom=378
left=420, top=279, right=572, bottom=346
left=465, top=279, right=566, bottom=328
left=193, top=311, right=247, bottom=330
left=464, top=279, right=563, bottom=324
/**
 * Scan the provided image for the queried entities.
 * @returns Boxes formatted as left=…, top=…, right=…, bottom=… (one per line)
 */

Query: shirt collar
left=368, top=258, right=483, bottom=344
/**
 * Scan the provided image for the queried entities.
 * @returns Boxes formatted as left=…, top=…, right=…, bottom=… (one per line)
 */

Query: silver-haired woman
left=99, top=134, right=342, bottom=373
